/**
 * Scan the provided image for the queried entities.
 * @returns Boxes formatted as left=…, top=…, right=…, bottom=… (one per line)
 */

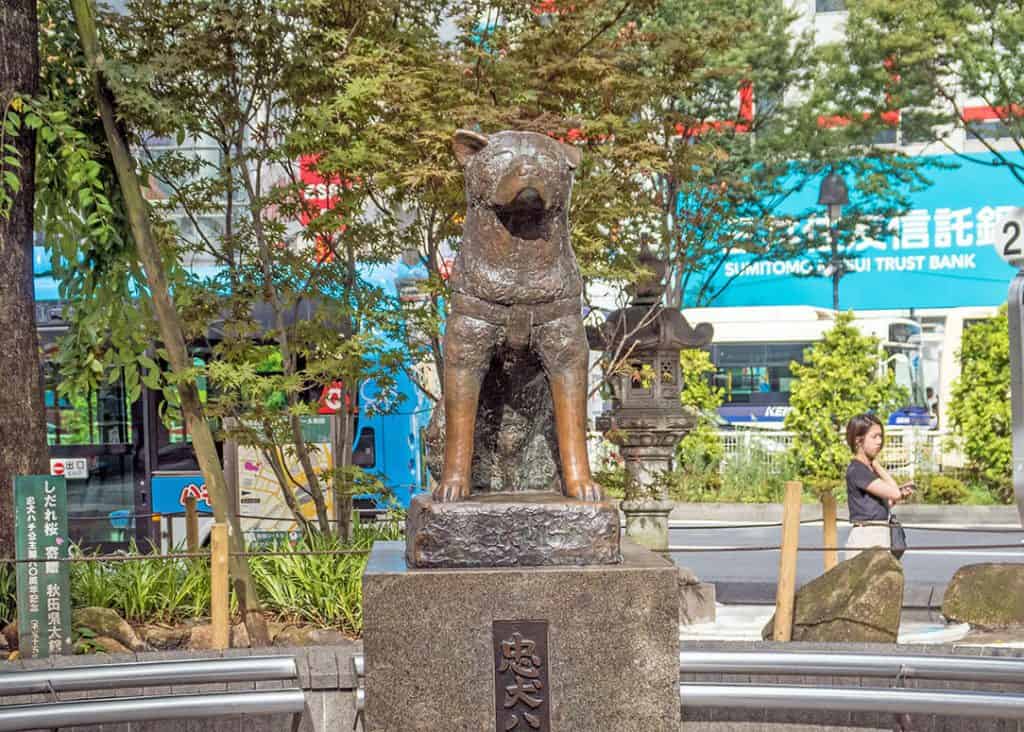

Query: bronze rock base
left=405, top=491, right=621, bottom=568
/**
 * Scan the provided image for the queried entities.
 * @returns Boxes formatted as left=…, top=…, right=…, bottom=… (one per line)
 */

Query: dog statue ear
left=561, top=142, right=582, bottom=170
left=453, top=129, right=489, bottom=166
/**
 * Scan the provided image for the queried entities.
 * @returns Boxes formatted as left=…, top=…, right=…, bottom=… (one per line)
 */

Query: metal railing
left=680, top=684, right=1024, bottom=719
left=678, top=649, right=1024, bottom=720
left=351, top=649, right=1024, bottom=724
left=717, top=427, right=950, bottom=476
left=0, top=656, right=305, bottom=731
left=679, top=649, right=1024, bottom=683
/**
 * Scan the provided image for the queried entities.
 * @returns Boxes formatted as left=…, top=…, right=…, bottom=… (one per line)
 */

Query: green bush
left=667, top=349, right=725, bottom=500
left=668, top=440, right=796, bottom=503
left=785, top=312, right=907, bottom=490
left=0, top=563, right=15, bottom=627
left=912, top=473, right=969, bottom=505
left=947, top=307, right=1013, bottom=502
left=593, top=446, right=628, bottom=500
left=70, top=541, right=214, bottom=624
left=250, top=515, right=402, bottom=636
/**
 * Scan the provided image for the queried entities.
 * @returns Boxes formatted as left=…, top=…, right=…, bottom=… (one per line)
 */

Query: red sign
left=318, top=381, right=356, bottom=415
left=51, top=461, right=65, bottom=476
left=178, top=482, right=212, bottom=508
left=298, top=155, right=351, bottom=263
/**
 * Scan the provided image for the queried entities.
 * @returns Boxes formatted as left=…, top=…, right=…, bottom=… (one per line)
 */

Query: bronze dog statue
left=435, top=129, right=603, bottom=504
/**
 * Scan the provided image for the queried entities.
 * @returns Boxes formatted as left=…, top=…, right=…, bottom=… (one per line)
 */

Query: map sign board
left=14, top=476, right=72, bottom=658
left=236, top=416, right=335, bottom=544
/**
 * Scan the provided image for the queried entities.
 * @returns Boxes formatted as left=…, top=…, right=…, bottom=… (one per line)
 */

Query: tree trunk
left=0, top=0, right=49, bottom=559
left=69, top=0, right=269, bottom=645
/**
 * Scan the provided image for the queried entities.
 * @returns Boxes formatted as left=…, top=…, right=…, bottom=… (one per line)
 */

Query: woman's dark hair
left=845, top=413, right=884, bottom=453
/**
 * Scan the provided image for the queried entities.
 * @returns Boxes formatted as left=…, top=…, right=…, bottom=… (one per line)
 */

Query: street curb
left=669, top=502, right=1022, bottom=525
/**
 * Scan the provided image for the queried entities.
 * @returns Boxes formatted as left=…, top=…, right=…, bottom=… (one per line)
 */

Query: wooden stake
left=185, top=496, right=199, bottom=554
left=773, top=480, right=802, bottom=642
left=210, top=523, right=229, bottom=650
left=821, top=491, right=839, bottom=572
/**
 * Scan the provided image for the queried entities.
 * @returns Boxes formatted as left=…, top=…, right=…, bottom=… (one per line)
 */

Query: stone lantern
left=591, top=253, right=713, bottom=551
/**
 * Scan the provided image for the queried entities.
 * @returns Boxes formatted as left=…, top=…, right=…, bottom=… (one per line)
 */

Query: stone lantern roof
left=589, top=251, right=713, bottom=354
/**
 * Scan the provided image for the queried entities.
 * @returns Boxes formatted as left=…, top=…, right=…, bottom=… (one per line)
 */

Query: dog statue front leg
left=435, top=365, right=484, bottom=502
left=434, top=312, right=497, bottom=502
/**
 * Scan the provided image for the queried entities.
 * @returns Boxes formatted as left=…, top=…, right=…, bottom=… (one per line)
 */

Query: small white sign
left=49, top=458, right=88, bottom=480
left=995, top=206, right=1024, bottom=268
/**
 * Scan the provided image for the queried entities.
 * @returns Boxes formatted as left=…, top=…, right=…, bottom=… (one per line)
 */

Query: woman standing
left=844, top=413, right=914, bottom=560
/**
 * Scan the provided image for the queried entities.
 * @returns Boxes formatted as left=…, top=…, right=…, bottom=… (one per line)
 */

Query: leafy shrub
left=912, top=473, right=969, bottom=505
left=669, top=439, right=797, bottom=503
left=947, top=307, right=1012, bottom=502
left=667, top=349, right=725, bottom=499
left=0, top=563, right=15, bottom=626
left=59, top=513, right=405, bottom=635
left=785, top=312, right=907, bottom=490
left=250, top=516, right=402, bottom=635
left=70, top=541, right=214, bottom=623
left=592, top=445, right=628, bottom=499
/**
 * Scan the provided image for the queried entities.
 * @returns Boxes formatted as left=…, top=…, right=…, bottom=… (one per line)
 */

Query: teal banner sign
left=705, top=152, right=1024, bottom=310
left=14, top=476, right=71, bottom=658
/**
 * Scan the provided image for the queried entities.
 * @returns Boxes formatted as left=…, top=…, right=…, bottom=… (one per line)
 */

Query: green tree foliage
left=313, top=0, right=932, bottom=401
left=785, top=312, right=908, bottom=488
left=52, top=0, right=445, bottom=538
left=947, top=307, right=1012, bottom=502
left=670, top=347, right=725, bottom=499
left=829, top=0, right=1024, bottom=187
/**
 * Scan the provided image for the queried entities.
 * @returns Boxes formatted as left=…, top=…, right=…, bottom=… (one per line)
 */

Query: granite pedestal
left=362, top=539, right=680, bottom=731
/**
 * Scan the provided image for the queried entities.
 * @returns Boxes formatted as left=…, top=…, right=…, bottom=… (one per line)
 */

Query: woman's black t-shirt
left=846, top=460, right=890, bottom=521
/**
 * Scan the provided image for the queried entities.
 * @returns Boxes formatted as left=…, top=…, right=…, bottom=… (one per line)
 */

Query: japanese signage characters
left=14, top=476, right=71, bottom=658
left=493, top=621, right=551, bottom=732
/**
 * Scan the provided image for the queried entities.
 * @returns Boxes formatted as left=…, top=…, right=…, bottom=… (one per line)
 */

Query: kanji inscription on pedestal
left=493, top=620, right=550, bottom=731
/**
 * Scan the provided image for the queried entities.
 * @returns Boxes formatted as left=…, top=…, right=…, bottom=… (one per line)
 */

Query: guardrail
left=352, top=650, right=1024, bottom=725
left=679, top=684, right=1024, bottom=719
left=679, top=649, right=1024, bottom=683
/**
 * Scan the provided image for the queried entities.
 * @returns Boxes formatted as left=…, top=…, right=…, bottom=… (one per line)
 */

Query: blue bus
left=35, top=248, right=433, bottom=549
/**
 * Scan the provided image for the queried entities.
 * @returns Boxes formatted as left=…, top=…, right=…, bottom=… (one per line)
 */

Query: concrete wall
left=3, top=640, right=1022, bottom=731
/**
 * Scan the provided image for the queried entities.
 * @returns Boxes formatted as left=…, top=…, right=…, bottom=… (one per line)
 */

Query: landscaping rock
left=273, top=625, right=346, bottom=647
left=187, top=622, right=250, bottom=649
left=943, top=563, right=1024, bottom=628
left=136, top=624, right=192, bottom=650
left=92, top=636, right=131, bottom=654
left=2, top=622, right=17, bottom=651
left=762, top=549, right=903, bottom=642
left=72, top=608, right=145, bottom=651
left=678, top=567, right=716, bottom=625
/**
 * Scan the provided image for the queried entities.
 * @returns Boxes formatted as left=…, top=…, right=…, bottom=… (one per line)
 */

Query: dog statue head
left=453, top=129, right=582, bottom=241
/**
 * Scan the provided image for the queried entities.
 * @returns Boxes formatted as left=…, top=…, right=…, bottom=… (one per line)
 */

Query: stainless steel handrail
left=0, top=656, right=298, bottom=695
left=681, top=684, right=1024, bottom=719
left=0, top=689, right=306, bottom=731
left=679, top=650, right=1024, bottom=683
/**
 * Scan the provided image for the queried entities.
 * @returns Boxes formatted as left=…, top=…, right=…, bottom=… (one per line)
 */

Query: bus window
left=353, top=427, right=376, bottom=468
left=43, top=361, right=131, bottom=446
left=709, top=343, right=807, bottom=405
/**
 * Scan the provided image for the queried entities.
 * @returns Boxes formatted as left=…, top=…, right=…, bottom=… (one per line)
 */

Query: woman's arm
left=864, top=459, right=902, bottom=502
